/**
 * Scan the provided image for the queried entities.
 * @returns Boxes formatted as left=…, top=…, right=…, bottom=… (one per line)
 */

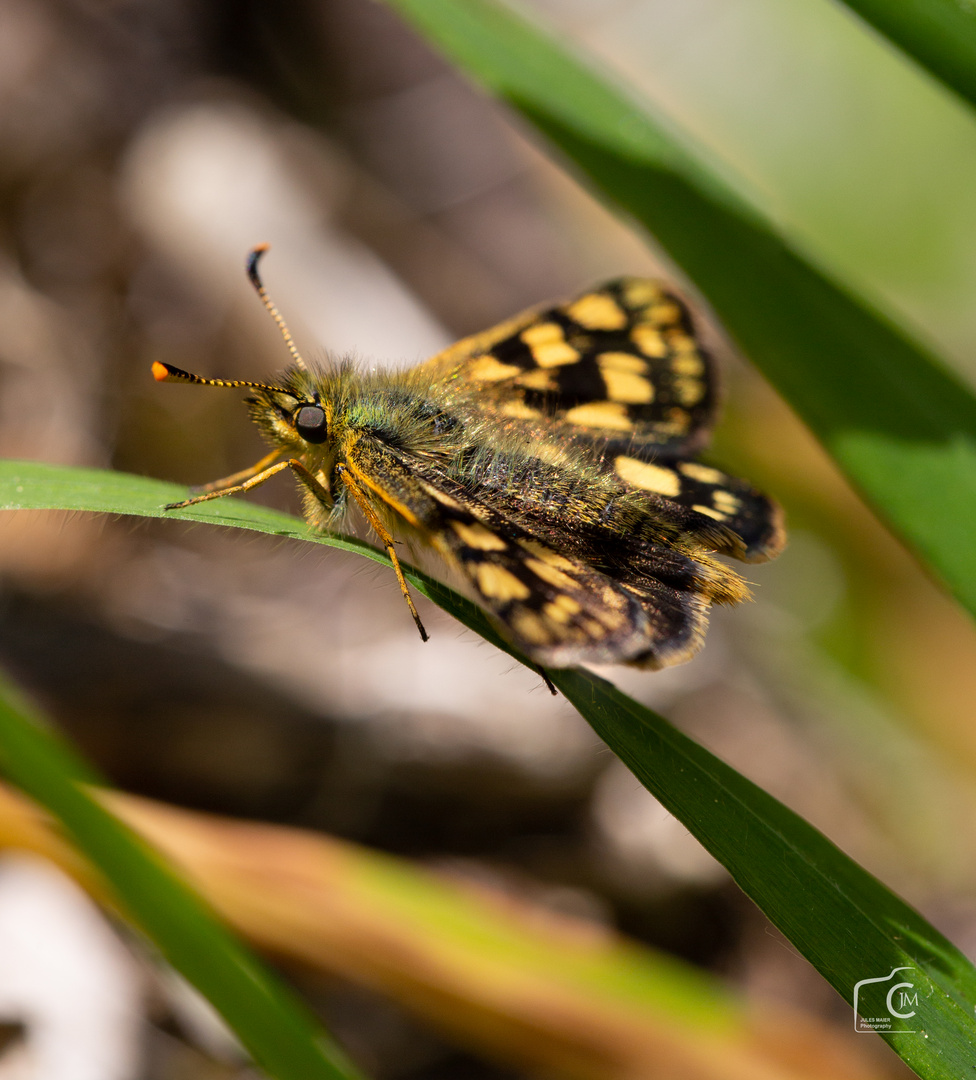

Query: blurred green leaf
left=3, top=458, right=976, bottom=1076
left=381, top=0, right=976, bottom=629
left=0, top=777, right=876, bottom=1080
left=0, top=629, right=362, bottom=1080
left=832, top=0, right=976, bottom=110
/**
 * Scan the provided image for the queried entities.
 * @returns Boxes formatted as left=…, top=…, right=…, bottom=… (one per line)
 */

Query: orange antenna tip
left=150, top=358, right=292, bottom=396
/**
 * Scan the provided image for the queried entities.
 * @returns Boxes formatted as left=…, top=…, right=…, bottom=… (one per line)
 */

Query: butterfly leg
left=335, top=462, right=429, bottom=643
left=164, top=458, right=328, bottom=510
left=533, top=664, right=557, bottom=696
left=189, top=449, right=285, bottom=495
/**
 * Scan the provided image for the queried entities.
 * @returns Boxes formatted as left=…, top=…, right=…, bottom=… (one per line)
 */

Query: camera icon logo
left=853, top=967, right=919, bottom=1033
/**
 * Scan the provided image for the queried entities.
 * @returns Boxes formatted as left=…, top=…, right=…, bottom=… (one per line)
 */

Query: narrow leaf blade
left=833, top=0, right=976, bottom=110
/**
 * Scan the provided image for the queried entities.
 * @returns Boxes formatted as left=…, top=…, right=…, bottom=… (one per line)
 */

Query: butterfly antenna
left=150, top=362, right=291, bottom=395
left=247, top=244, right=308, bottom=372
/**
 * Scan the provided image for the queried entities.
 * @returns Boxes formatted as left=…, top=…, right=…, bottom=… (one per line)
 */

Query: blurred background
left=0, top=0, right=975, bottom=1076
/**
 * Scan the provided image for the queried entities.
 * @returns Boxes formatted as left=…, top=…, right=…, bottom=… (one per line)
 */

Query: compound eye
left=294, top=404, right=328, bottom=444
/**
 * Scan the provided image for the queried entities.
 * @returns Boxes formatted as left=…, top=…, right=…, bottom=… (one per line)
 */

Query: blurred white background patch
left=0, top=855, right=143, bottom=1080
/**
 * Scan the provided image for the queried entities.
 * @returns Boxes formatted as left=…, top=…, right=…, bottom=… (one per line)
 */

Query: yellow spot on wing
left=672, top=352, right=705, bottom=377
left=597, top=351, right=646, bottom=374
left=679, top=462, right=724, bottom=485
left=563, top=401, right=632, bottom=431
left=517, top=368, right=555, bottom=391
left=665, top=408, right=691, bottom=434
left=516, top=540, right=577, bottom=571
left=602, top=371, right=653, bottom=404
left=650, top=301, right=681, bottom=324
left=630, top=324, right=667, bottom=358
left=621, top=280, right=662, bottom=308
left=543, top=600, right=572, bottom=624
left=424, top=486, right=463, bottom=510
left=544, top=595, right=581, bottom=624
left=566, top=293, right=627, bottom=330
left=674, top=376, right=705, bottom=406
left=511, top=609, right=551, bottom=645
left=693, top=504, right=726, bottom=521
left=521, top=321, right=580, bottom=368
left=521, top=322, right=563, bottom=346
left=501, top=401, right=542, bottom=419
left=533, top=342, right=580, bottom=368
left=666, top=331, right=695, bottom=351
left=713, top=490, right=742, bottom=513
left=615, top=456, right=682, bottom=497
left=525, top=558, right=577, bottom=591
left=597, top=353, right=654, bottom=404
left=594, top=606, right=627, bottom=630
left=469, top=355, right=521, bottom=382
left=475, top=563, right=531, bottom=601
left=451, top=520, right=508, bottom=551
left=600, top=586, right=627, bottom=610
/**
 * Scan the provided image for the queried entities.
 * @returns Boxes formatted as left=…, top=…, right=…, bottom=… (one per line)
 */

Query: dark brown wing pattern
left=415, top=474, right=734, bottom=671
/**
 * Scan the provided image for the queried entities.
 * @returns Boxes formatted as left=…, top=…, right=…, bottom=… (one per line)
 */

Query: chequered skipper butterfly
left=153, top=246, right=784, bottom=671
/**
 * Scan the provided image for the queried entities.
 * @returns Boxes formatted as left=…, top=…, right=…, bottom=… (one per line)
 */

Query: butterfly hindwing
left=342, top=436, right=735, bottom=670
left=428, top=496, right=714, bottom=670
left=608, top=454, right=786, bottom=563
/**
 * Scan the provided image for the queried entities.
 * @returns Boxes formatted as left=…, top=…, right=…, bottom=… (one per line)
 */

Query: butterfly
left=154, top=246, right=784, bottom=671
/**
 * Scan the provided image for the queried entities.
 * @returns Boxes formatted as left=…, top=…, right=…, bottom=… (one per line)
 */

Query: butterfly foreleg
left=334, top=459, right=429, bottom=643
left=164, top=457, right=329, bottom=510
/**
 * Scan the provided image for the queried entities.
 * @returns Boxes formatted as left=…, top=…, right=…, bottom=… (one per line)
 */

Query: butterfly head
left=152, top=360, right=330, bottom=448
left=151, top=245, right=335, bottom=452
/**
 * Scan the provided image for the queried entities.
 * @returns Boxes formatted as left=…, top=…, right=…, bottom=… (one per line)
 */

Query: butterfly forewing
left=420, top=277, right=717, bottom=458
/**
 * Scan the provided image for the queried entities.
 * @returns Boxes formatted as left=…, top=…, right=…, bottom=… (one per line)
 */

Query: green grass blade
left=0, top=460, right=526, bottom=655
left=381, top=0, right=976, bottom=627
left=549, top=669, right=976, bottom=1079
left=4, top=459, right=976, bottom=1075
left=0, top=644, right=362, bottom=1079
left=832, top=0, right=976, bottom=110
